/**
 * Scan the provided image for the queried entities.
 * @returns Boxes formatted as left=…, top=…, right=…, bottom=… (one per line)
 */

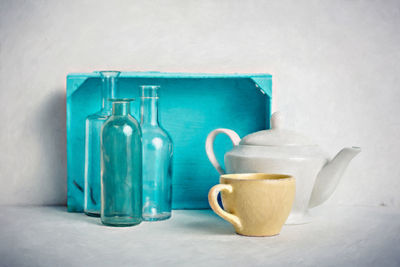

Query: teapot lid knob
left=270, top=112, right=282, bottom=129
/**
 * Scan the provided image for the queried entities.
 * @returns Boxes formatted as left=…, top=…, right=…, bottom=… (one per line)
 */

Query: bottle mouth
left=108, top=98, right=135, bottom=103
left=140, top=85, right=160, bottom=89
left=141, top=85, right=160, bottom=98
left=98, top=71, right=121, bottom=77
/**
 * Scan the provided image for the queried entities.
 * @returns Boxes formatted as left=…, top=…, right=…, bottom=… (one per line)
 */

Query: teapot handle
left=205, top=129, right=241, bottom=175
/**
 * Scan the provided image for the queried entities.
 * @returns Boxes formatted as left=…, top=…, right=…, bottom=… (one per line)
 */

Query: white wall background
left=0, top=0, right=399, bottom=208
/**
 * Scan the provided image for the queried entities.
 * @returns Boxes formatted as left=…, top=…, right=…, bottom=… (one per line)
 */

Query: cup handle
left=208, top=184, right=242, bottom=230
left=205, top=129, right=241, bottom=175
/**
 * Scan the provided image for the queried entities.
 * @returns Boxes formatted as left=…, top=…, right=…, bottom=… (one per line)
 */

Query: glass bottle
left=141, top=85, right=173, bottom=221
left=84, top=71, right=120, bottom=217
left=101, top=98, right=142, bottom=226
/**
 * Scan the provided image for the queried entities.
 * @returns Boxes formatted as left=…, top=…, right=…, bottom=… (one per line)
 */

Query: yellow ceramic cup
left=208, top=173, right=295, bottom=237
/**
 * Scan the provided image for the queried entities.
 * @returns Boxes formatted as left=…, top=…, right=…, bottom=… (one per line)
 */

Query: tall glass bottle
left=101, top=99, right=142, bottom=226
left=84, top=71, right=120, bottom=217
left=141, top=85, right=173, bottom=221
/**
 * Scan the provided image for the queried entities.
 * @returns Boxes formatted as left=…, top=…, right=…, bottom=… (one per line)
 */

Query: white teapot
left=206, top=112, right=360, bottom=224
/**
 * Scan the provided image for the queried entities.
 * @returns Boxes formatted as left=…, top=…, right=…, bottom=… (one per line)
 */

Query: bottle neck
left=101, top=78, right=115, bottom=112
left=141, top=97, right=159, bottom=126
left=112, top=102, right=130, bottom=116
left=100, top=71, right=120, bottom=113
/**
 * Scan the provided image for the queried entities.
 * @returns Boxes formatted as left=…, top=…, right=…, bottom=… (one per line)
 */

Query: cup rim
left=220, top=173, right=294, bottom=181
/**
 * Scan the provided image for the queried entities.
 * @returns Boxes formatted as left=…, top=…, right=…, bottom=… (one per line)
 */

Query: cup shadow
left=175, top=211, right=236, bottom=236
left=182, top=220, right=235, bottom=235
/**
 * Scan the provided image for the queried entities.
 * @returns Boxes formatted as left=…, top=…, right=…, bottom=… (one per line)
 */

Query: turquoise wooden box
left=66, top=72, right=272, bottom=211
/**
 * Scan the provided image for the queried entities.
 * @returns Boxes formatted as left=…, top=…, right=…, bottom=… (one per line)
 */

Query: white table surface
left=0, top=205, right=399, bottom=267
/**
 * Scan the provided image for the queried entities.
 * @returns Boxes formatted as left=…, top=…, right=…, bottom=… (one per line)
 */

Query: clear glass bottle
left=101, top=98, right=142, bottom=226
left=141, top=85, right=173, bottom=221
left=84, top=71, right=120, bottom=217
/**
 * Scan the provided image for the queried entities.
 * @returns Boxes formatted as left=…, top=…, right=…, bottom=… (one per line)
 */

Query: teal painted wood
left=66, top=72, right=272, bottom=211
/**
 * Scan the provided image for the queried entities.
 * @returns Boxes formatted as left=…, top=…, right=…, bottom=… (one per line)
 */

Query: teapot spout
left=309, top=147, right=361, bottom=208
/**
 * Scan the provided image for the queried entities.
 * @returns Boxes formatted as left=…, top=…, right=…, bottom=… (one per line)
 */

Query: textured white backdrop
left=0, top=0, right=399, bottom=207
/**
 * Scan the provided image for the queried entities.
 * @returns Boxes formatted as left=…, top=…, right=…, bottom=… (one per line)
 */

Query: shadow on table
left=51, top=206, right=235, bottom=232
left=74, top=213, right=104, bottom=226
left=176, top=211, right=235, bottom=236
left=34, top=89, right=67, bottom=205
left=182, top=220, right=235, bottom=235
left=50, top=205, right=103, bottom=226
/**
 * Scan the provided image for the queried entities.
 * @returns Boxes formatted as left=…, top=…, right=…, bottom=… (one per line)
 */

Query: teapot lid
left=240, top=112, right=316, bottom=146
